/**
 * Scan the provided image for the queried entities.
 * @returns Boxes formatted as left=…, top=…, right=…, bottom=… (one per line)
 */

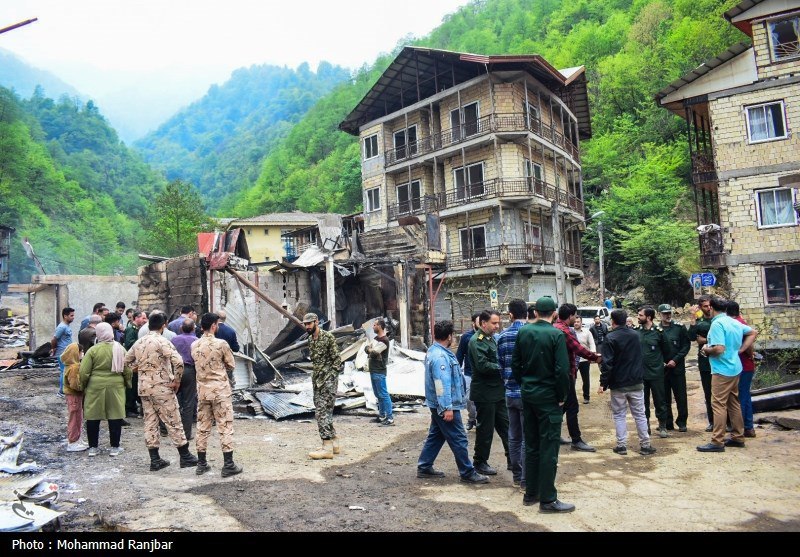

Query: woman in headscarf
left=61, top=342, right=88, bottom=452
left=79, top=322, right=131, bottom=457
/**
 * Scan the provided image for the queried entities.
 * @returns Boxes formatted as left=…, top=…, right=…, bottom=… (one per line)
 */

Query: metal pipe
left=225, top=267, right=303, bottom=326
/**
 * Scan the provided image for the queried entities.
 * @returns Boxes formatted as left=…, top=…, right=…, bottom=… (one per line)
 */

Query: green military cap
left=302, top=312, right=318, bottom=323
left=657, top=304, right=673, bottom=313
left=534, top=296, right=557, bottom=312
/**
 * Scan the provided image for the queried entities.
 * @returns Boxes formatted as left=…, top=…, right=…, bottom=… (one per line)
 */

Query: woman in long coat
left=79, top=322, right=131, bottom=456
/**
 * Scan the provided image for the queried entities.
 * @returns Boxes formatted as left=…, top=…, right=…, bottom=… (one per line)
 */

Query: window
left=757, top=188, right=796, bottom=227
left=454, top=162, right=485, bottom=199
left=524, top=159, right=543, bottom=183
left=524, top=223, right=542, bottom=247
left=393, top=126, right=417, bottom=159
left=450, top=102, right=479, bottom=141
left=363, top=134, right=379, bottom=160
left=264, top=228, right=269, bottom=235
left=765, top=264, right=800, bottom=305
left=526, top=102, right=539, bottom=124
left=768, top=15, right=800, bottom=61
left=396, top=180, right=422, bottom=214
left=746, top=102, right=787, bottom=143
left=459, top=226, right=487, bottom=259
left=365, top=187, right=381, bottom=213
left=246, top=229, right=251, bottom=236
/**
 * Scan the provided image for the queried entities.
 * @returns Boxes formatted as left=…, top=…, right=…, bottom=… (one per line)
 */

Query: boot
left=196, top=451, right=211, bottom=475
left=221, top=451, right=243, bottom=478
left=331, top=436, right=341, bottom=455
left=177, top=443, right=199, bottom=468
left=148, top=447, right=170, bottom=471
left=308, top=439, right=334, bottom=460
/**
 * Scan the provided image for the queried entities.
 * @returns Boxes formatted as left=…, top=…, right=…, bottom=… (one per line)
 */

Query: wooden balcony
left=447, top=244, right=581, bottom=271
left=691, top=152, right=718, bottom=185
left=436, top=177, right=584, bottom=216
left=699, top=227, right=726, bottom=269
left=384, top=112, right=581, bottom=166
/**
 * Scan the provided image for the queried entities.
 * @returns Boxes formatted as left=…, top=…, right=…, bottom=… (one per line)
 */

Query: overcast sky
left=0, top=0, right=467, bottom=94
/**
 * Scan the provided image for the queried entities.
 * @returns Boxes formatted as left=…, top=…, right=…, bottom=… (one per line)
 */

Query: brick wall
left=753, top=18, right=800, bottom=81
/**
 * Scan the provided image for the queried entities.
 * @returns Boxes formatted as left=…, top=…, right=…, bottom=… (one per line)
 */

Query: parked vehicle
left=576, top=306, right=611, bottom=325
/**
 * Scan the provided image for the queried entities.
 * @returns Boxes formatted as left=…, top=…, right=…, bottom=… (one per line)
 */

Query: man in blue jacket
left=417, top=320, right=488, bottom=484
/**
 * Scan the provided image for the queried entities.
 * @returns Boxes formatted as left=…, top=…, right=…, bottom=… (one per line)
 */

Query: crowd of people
left=50, top=302, right=243, bottom=477
left=416, top=294, right=758, bottom=514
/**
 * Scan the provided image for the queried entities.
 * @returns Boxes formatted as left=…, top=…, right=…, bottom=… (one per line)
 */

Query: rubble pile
left=0, top=316, right=28, bottom=349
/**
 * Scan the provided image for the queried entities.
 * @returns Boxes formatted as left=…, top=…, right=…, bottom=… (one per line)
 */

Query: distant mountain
left=0, top=49, right=82, bottom=100
left=134, top=62, right=351, bottom=211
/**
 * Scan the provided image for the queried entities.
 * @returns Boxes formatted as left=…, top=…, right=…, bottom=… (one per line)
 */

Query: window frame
left=524, top=159, right=543, bottom=181
left=458, top=225, right=487, bottom=259
left=365, top=187, right=381, bottom=213
left=450, top=101, right=480, bottom=140
left=453, top=162, right=485, bottom=200
left=393, top=125, right=418, bottom=158
left=396, top=180, right=422, bottom=214
left=363, top=133, right=379, bottom=160
left=756, top=187, right=797, bottom=229
left=745, top=101, right=789, bottom=144
left=767, top=13, right=800, bottom=63
left=524, top=222, right=542, bottom=247
left=763, top=263, right=800, bottom=305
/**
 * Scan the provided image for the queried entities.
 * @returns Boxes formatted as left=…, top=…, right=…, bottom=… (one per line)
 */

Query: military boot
left=177, top=443, right=199, bottom=468
left=331, top=436, right=341, bottom=455
left=196, top=451, right=211, bottom=475
left=148, top=447, right=170, bottom=471
left=308, top=439, right=334, bottom=460
left=221, top=451, right=243, bottom=478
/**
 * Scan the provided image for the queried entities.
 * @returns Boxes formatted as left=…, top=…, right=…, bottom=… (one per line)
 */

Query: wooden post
left=395, top=262, right=410, bottom=348
left=225, top=268, right=303, bottom=326
left=325, top=255, right=337, bottom=329
left=552, top=200, right=565, bottom=304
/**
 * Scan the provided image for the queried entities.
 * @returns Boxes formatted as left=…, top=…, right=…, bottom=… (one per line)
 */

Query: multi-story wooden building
left=340, top=47, right=591, bottom=325
left=657, top=0, right=800, bottom=348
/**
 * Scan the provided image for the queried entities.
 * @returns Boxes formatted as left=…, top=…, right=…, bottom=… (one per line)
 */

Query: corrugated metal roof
left=254, top=391, right=314, bottom=420
left=227, top=212, right=332, bottom=225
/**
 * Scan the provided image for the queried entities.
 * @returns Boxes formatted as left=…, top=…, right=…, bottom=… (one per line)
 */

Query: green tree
left=144, top=180, right=213, bottom=257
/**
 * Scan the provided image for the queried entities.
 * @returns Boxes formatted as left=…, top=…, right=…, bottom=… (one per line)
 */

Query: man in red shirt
left=726, top=301, right=756, bottom=438
left=554, top=304, right=602, bottom=451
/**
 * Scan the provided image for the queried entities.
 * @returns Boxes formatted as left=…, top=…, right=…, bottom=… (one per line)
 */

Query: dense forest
left=0, top=86, right=165, bottom=281
left=135, top=63, right=350, bottom=211
left=228, top=0, right=744, bottom=300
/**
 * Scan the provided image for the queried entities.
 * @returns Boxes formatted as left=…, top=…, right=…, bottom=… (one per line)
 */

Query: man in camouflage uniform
left=688, top=295, right=714, bottom=432
left=124, top=312, right=199, bottom=471
left=658, top=304, right=691, bottom=432
left=191, top=312, right=242, bottom=477
left=304, top=313, right=342, bottom=460
left=636, top=306, right=670, bottom=438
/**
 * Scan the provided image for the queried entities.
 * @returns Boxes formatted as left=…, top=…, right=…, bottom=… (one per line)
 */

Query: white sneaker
left=109, top=446, right=124, bottom=457
left=87, top=447, right=99, bottom=457
left=67, top=441, right=88, bottom=452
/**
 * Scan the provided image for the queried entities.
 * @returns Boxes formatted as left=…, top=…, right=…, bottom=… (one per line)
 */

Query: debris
left=751, top=379, right=800, bottom=396
left=752, top=388, right=800, bottom=413
left=348, top=505, right=365, bottom=511
left=777, top=417, right=800, bottom=430
left=254, top=392, right=315, bottom=420
left=0, top=501, right=63, bottom=532
left=0, top=432, right=41, bottom=474
left=0, top=316, right=29, bottom=349
left=15, top=481, right=59, bottom=506
left=336, top=472, right=353, bottom=478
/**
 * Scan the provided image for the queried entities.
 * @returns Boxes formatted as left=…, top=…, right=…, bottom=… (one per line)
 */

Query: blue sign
left=689, top=274, right=701, bottom=286
left=701, top=273, right=716, bottom=287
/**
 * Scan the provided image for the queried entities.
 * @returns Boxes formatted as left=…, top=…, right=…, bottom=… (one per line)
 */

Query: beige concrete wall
left=443, top=208, right=494, bottom=254
left=387, top=168, right=433, bottom=205
left=360, top=122, right=385, bottom=179
left=710, top=81, right=800, bottom=174
left=439, top=82, right=493, bottom=130
left=363, top=174, right=386, bottom=230
left=752, top=18, right=800, bottom=81
left=442, top=145, right=497, bottom=192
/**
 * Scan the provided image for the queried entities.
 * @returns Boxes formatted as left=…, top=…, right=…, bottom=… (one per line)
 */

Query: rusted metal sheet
left=254, top=392, right=314, bottom=420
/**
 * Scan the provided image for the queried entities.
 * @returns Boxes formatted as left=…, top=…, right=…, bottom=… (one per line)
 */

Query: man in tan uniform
left=191, top=312, right=242, bottom=477
left=124, top=312, right=198, bottom=471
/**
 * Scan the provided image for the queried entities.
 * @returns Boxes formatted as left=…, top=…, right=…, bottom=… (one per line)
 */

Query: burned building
left=339, top=47, right=592, bottom=331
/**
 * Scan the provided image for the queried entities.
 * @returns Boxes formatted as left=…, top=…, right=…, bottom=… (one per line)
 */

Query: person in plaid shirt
left=554, top=303, right=601, bottom=452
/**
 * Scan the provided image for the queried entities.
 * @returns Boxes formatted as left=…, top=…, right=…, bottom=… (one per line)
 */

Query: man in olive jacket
left=511, top=297, right=574, bottom=514
left=636, top=306, right=670, bottom=438
left=468, top=309, right=509, bottom=476
left=659, top=304, right=690, bottom=431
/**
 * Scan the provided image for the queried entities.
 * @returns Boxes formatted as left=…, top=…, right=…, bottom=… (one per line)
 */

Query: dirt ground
left=2, top=345, right=799, bottom=533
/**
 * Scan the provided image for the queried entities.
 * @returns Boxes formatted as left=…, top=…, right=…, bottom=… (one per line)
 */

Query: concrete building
left=225, top=213, right=330, bottom=264
left=657, top=0, right=800, bottom=348
left=340, top=47, right=591, bottom=327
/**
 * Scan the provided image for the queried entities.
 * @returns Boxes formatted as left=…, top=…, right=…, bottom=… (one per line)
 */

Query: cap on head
left=302, top=312, right=318, bottom=323
left=658, top=304, right=673, bottom=313
left=534, top=296, right=557, bottom=312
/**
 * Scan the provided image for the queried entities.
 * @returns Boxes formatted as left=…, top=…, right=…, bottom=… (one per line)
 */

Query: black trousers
left=86, top=419, right=122, bottom=448
left=473, top=399, right=510, bottom=466
left=699, top=366, right=713, bottom=425
left=665, top=371, right=688, bottom=429
left=125, top=372, right=139, bottom=414
left=578, top=361, right=591, bottom=401
left=176, top=364, right=197, bottom=440
left=562, top=376, right=582, bottom=442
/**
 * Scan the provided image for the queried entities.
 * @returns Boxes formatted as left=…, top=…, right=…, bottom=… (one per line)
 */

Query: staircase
left=359, top=224, right=428, bottom=259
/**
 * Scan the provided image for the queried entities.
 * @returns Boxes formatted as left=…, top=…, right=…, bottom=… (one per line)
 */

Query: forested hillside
left=135, top=62, right=350, bottom=210
left=229, top=0, right=743, bottom=300
left=0, top=49, right=82, bottom=101
left=0, top=86, right=165, bottom=281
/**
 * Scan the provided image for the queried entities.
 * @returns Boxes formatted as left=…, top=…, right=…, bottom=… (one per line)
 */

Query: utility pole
left=551, top=201, right=565, bottom=304
left=598, top=220, right=605, bottom=304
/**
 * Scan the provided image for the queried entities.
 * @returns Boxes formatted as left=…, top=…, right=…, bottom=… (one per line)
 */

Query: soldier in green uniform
left=636, top=306, right=670, bottom=438
left=304, top=313, right=343, bottom=460
left=658, top=304, right=690, bottom=432
left=468, top=309, right=509, bottom=476
left=511, top=296, right=574, bottom=513
left=688, top=295, right=714, bottom=432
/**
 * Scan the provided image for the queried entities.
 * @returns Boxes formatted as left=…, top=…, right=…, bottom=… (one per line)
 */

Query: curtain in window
left=775, top=189, right=795, bottom=224
left=749, top=106, right=774, bottom=141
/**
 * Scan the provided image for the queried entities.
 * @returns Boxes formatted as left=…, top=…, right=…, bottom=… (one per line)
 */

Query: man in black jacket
left=589, top=315, right=608, bottom=348
left=598, top=310, right=657, bottom=456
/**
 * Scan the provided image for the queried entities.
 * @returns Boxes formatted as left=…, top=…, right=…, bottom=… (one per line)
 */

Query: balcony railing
left=447, top=244, right=580, bottom=271
left=691, top=152, right=717, bottom=185
left=699, top=227, right=726, bottom=269
left=387, top=195, right=439, bottom=221
left=384, top=112, right=581, bottom=166
left=436, top=177, right=584, bottom=215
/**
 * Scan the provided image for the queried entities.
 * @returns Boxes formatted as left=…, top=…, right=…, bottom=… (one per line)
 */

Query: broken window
left=396, top=180, right=422, bottom=214
left=365, top=187, right=381, bottom=213
left=363, top=134, right=379, bottom=160
left=746, top=101, right=787, bottom=143
left=765, top=263, right=800, bottom=305
left=459, top=226, right=487, bottom=259
left=450, top=102, right=479, bottom=141
left=769, top=14, right=800, bottom=61
left=757, top=187, right=796, bottom=227
left=454, top=162, right=485, bottom=199
left=393, top=125, right=417, bottom=159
